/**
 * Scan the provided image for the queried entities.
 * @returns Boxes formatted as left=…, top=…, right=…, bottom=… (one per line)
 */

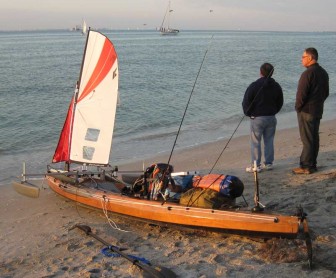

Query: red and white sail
left=53, top=30, right=118, bottom=165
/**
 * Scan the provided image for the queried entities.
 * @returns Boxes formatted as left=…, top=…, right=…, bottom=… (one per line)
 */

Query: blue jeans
left=250, top=116, right=277, bottom=166
left=297, top=112, right=320, bottom=169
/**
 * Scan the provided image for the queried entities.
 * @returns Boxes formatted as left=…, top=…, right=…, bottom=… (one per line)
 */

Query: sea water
left=0, top=30, right=335, bottom=185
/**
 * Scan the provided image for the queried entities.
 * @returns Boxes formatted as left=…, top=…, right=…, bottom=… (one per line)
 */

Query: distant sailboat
left=159, top=1, right=179, bottom=35
left=82, top=20, right=87, bottom=35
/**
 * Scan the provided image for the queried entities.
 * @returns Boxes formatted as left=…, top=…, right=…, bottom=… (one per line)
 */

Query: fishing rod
left=166, top=40, right=272, bottom=169
left=163, top=39, right=274, bottom=208
left=166, top=35, right=214, bottom=166
left=162, top=36, right=248, bottom=206
left=158, top=36, right=214, bottom=205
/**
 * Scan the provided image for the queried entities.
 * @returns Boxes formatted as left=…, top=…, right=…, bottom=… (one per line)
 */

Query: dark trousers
left=297, top=112, right=321, bottom=169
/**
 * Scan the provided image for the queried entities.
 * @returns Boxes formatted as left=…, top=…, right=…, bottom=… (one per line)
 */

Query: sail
left=52, top=30, right=119, bottom=165
left=52, top=97, right=75, bottom=163
left=82, top=20, right=87, bottom=35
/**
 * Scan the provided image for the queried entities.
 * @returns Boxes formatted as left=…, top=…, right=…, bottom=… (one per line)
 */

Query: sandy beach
left=1, top=119, right=336, bottom=278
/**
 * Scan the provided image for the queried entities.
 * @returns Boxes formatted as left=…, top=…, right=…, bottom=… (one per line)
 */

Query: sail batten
left=52, top=30, right=118, bottom=166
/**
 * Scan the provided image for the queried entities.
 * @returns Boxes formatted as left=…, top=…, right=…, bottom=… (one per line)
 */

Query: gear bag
left=192, top=174, right=244, bottom=199
left=179, top=187, right=236, bottom=209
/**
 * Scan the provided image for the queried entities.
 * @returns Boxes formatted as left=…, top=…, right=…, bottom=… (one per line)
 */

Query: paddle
left=74, top=224, right=177, bottom=278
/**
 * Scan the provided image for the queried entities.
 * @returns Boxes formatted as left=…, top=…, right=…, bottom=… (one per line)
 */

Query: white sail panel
left=70, top=31, right=118, bottom=165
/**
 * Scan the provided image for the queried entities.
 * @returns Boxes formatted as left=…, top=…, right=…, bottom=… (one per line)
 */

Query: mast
left=160, top=2, right=169, bottom=31
left=68, top=29, right=91, bottom=168
left=78, top=28, right=91, bottom=93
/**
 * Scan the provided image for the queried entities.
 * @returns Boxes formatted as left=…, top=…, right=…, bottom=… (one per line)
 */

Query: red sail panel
left=52, top=98, right=74, bottom=163
left=77, top=39, right=116, bottom=103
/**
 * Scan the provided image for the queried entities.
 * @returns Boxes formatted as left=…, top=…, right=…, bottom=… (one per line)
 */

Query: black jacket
left=242, top=77, right=283, bottom=117
left=295, top=63, right=329, bottom=118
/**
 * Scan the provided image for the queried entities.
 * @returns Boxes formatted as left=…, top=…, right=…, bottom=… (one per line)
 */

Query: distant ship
left=159, top=1, right=179, bottom=35
left=71, top=20, right=87, bottom=35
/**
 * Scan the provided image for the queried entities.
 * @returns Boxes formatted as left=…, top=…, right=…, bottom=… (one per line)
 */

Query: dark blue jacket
left=242, top=77, right=283, bottom=117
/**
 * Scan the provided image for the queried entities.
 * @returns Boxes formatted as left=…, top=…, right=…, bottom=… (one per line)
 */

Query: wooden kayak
left=45, top=174, right=304, bottom=238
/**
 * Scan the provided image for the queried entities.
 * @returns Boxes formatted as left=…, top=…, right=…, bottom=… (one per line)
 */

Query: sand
left=1, top=119, right=336, bottom=278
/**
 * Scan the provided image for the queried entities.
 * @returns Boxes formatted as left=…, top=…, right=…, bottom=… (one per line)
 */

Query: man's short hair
left=260, top=63, right=274, bottom=78
left=305, top=47, right=318, bottom=61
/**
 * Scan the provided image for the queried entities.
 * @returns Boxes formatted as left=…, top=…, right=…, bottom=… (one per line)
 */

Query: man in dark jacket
left=293, top=47, right=329, bottom=174
left=242, top=63, right=283, bottom=172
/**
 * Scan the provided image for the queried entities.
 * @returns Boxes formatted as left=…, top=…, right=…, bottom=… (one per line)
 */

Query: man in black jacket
left=242, top=63, right=283, bottom=172
left=293, top=48, right=329, bottom=174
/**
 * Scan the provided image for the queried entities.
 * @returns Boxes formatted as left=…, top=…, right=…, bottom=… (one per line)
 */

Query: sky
left=0, top=0, right=335, bottom=32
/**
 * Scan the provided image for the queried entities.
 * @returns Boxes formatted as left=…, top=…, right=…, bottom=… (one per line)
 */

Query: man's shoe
left=309, top=166, right=318, bottom=173
left=292, top=167, right=312, bottom=174
left=263, top=164, right=273, bottom=171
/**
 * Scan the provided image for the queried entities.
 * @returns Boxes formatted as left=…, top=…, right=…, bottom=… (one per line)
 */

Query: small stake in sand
left=251, top=161, right=264, bottom=212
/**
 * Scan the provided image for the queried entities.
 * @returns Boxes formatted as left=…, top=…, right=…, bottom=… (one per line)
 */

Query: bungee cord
left=101, top=197, right=130, bottom=233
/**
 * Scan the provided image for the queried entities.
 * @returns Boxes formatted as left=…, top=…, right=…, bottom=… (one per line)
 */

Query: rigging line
left=167, top=35, right=214, bottom=167
left=208, top=67, right=275, bottom=174
left=208, top=116, right=245, bottom=174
